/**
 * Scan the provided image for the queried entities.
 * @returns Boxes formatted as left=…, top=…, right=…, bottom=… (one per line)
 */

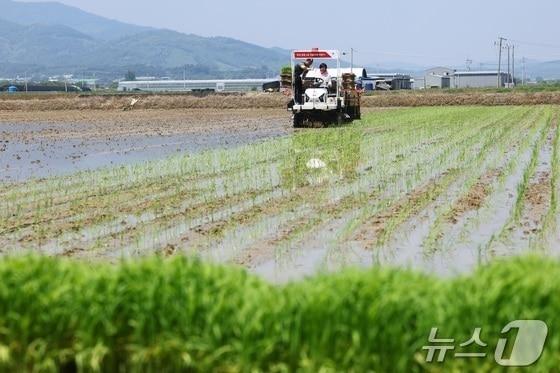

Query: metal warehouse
left=420, top=67, right=455, bottom=89
left=416, top=67, right=513, bottom=89
left=422, top=74, right=451, bottom=89
left=118, top=79, right=277, bottom=92
left=453, top=71, right=511, bottom=88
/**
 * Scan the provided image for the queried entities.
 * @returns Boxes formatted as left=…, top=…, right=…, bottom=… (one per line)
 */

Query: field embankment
left=0, top=255, right=557, bottom=372
left=3, top=90, right=560, bottom=111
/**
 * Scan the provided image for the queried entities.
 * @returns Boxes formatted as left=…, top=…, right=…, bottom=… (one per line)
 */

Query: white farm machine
left=287, top=49, right=361, bottom=128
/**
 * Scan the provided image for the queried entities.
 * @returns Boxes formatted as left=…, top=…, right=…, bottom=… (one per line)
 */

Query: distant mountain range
left=0, top=0, right=558, bottom=82
left=0, top=0, right=150, bottom=40
left=0, top=0, right=289, bottom=81
left=525, top=60, right=560, bottom=80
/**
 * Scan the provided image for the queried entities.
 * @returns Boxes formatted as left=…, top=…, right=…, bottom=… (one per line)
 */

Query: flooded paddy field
left=0, top=109, right=290, bottom=181
left=1, top=106, right=559, bottom=282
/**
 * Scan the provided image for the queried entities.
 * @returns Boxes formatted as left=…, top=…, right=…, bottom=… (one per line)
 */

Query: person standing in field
left=294, top=58, right=313, bottom=104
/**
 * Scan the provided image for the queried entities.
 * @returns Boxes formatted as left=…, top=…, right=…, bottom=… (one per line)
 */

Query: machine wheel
left=293, top=113, right=304, bottom=128
left=336, top=111, right=344, bottom=126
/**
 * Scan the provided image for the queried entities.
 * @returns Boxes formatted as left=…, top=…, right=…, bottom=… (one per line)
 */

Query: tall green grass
left=0, top=256, right=559, bottom=372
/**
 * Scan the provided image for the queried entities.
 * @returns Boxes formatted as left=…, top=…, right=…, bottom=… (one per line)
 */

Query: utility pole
left=343, top=48, right=357, bottom=74
left=496, top=36, right=506, bottom=88
left=183, top=65, right=186, bottom=90
left=351, top=48, right=354, bottom=74
left=466, top=59, right=473, bottom=71
left=507, top=44, right=511, bottom=87
left=512, top=45, right=515, bottom=87
left=522, top=57, right=526, bottom=86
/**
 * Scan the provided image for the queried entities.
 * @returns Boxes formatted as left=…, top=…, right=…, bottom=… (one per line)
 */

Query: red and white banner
left=292, top=50, right=338, bottom=59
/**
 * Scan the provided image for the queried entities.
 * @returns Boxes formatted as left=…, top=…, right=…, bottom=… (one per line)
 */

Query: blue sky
left=23, top=0, right=560, bottom=67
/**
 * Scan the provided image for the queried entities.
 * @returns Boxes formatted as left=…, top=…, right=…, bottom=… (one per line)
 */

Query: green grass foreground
left=0, top=256, right=558, bottom=372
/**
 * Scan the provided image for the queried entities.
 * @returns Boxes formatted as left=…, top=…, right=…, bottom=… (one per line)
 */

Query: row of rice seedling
left=0, top=255, right=558, bottom=372
left=3, top=108, right=469, bottom=254
left=543, top=114, right=560, bottom=248
left=74, top=131, right=366, bottom=256
left=0, top=137, right=290, bottom=219
left=181, top=107, right=524, bottom=265
left=1, top=106, right=557, bottom=274
left=262, top=107, right=532, bottom=274
left=520, top=113, right=559, bottom=242
left=422, top=107, right=552, bottom=252
left=330, top=107, right=536, bottom=251
left=487, top=109, right=556, bottom=253
left=1, top=141, right=295, bottom=251
left=277, top=107, right=557, bottom=276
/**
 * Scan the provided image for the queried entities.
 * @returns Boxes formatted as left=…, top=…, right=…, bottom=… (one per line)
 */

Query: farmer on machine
left=294, top=58, right=313, bottom=104
left=318, top=63, right=332, bottom=89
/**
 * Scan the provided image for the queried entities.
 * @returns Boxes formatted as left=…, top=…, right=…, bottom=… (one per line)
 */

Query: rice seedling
left=4, top=105, right=560, bottom=371
left=422, top=107, right=549, bottom=252
left=544, top=114, right=560, bottom=233
left=0, top=255, right=559, bottom=372
left=1, top=106, right=560, bottom=278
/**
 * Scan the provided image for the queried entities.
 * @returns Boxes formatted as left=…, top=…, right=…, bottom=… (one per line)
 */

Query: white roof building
left=118, top=79, right=277, bottom=92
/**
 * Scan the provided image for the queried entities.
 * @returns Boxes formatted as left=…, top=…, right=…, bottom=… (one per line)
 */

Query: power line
left=364, top=49, right=461, bottom=62
left=508, top=39, right=560, bottom=50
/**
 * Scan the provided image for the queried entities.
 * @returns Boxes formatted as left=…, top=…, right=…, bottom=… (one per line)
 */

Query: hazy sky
left=22, top=0, right=560, bottom=67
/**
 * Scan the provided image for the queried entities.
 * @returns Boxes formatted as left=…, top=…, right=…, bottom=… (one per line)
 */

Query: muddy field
left=0, top=109, right=291, bottom=181
left=2, top=90, right=560, bottom=111
left=1, top=106, right=559, bottom=283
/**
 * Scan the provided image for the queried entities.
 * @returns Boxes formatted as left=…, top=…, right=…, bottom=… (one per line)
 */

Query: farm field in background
left=1, top=105, right=558, bottom=281
left=4, top=90, right=560, bottom=111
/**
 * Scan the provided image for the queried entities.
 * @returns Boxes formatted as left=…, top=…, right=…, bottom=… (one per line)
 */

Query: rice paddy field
left=2, top=104, right=560, bottom=371
left=2, top=106, right=559, bottom=278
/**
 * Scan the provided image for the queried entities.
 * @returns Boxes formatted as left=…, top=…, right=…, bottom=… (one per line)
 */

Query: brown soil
left=0, top=108, right=293, bottom=182
left=355, top=170, right=458, bottom=247
left=0, top=92, right=287, bottom=111
left=448, top=169, right=502, bottom=224
left=521, top=116, right=557, bottom=232
left=2, top=91, right=560, bottom=112
left=370, top=188, right=431, bottom=239
left=524, top=172, right=552, bottom=229
left=0, top=108, right=290, bottom=141
left=233, top=216, right=317, bottom=267
left=232, top=191, right=379, bottom=267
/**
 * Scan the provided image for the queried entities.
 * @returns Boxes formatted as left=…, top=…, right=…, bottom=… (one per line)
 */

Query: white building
left=418, top=67, right=513, bottom=89
left=419, top=67, right=455, bottom=89
left=118, top=79, right=277, bottom=92
left=453, top=71, right=511, bottom=88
